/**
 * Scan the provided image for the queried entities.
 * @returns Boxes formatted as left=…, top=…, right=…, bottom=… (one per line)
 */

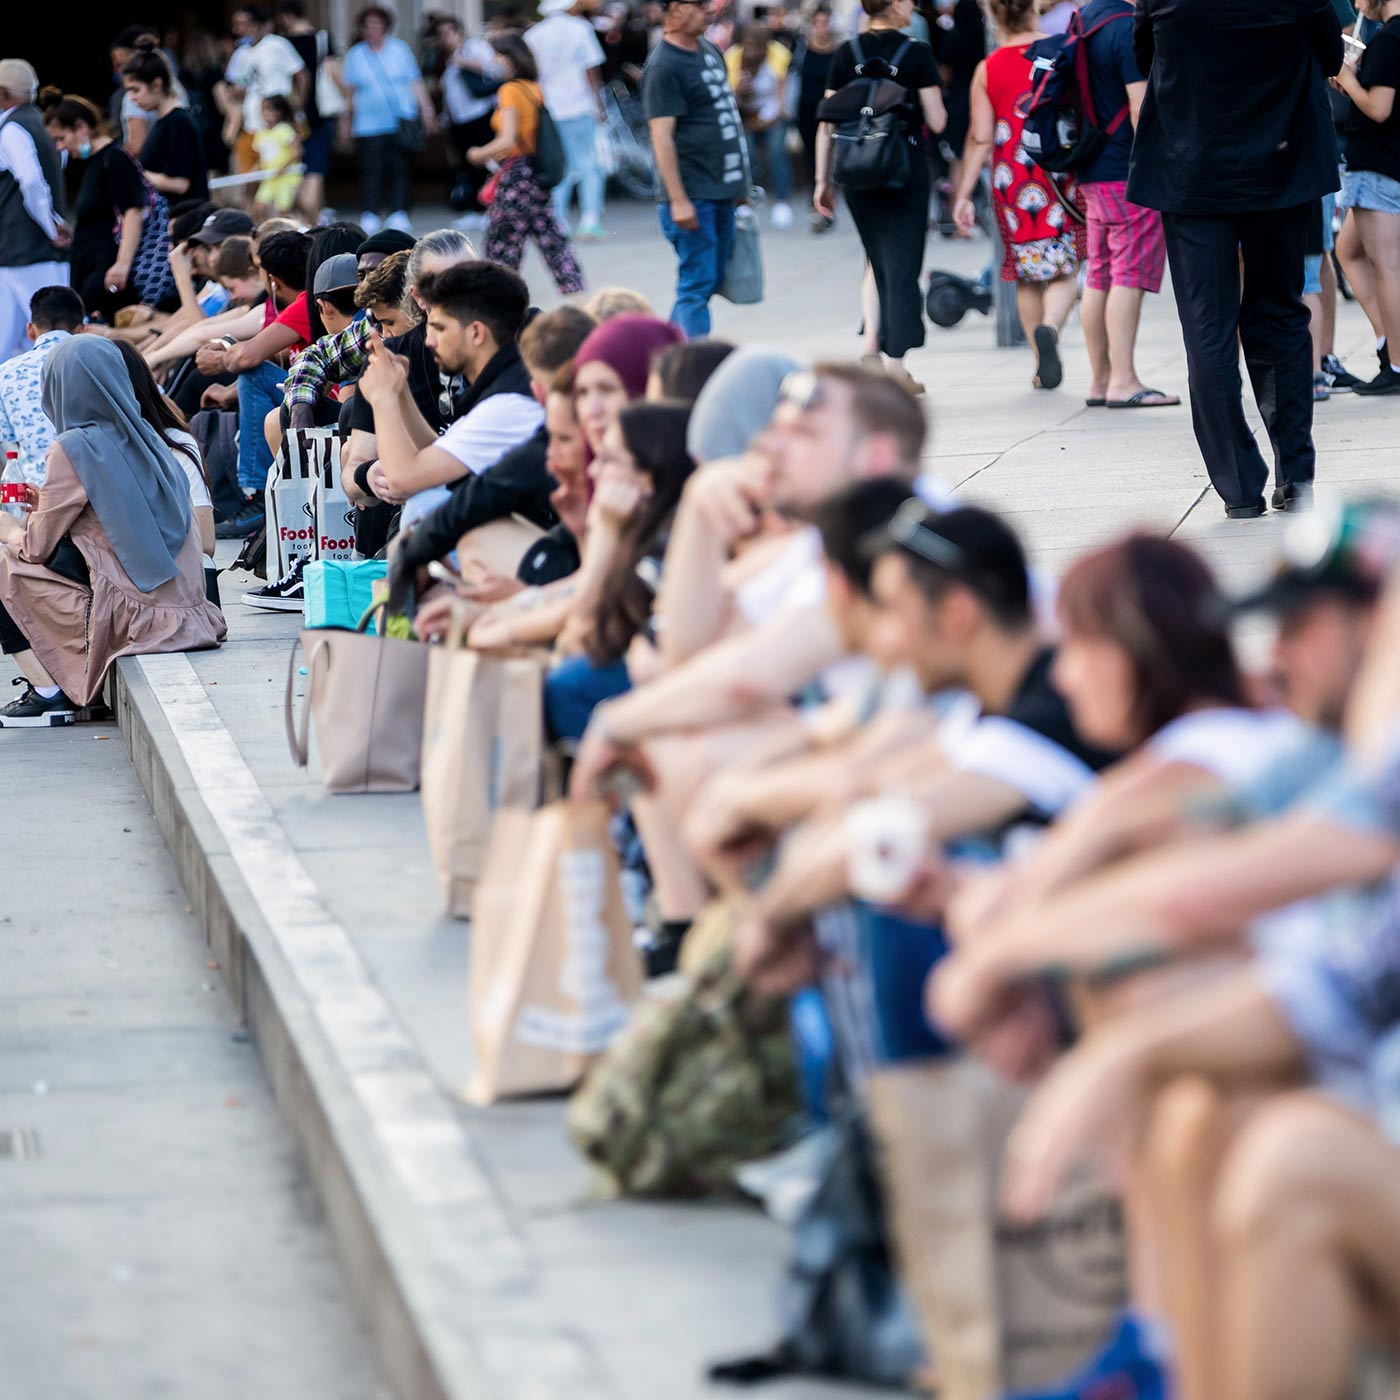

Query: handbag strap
left=285, top=633, right=329, bottom=768
left=362, top=41, right=408, bottom=118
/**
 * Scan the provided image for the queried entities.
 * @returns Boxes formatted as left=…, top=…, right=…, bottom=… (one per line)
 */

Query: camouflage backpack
left=566, top=945, right=802, bottom=1198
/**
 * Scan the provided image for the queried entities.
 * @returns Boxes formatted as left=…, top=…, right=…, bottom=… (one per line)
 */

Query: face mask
left=77, top=140, right=92, bottom=159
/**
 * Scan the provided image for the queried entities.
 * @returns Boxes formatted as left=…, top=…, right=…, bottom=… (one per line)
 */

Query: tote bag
left=719, top=203, right=765, bottom=305
left=284, top=606, right=430, bottom=793
left=466, top=800, right=643, bottom=1104
left=420, top=638, right=550, bottom=917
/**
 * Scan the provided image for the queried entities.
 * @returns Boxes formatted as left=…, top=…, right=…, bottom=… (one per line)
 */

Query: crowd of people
left=2, top=0, right=1400, bottom=1394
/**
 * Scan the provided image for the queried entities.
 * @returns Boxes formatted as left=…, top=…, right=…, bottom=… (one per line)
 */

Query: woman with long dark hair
left=467, top=33, right=585, bottom=295
left=543, top=400, right=696, bottom=742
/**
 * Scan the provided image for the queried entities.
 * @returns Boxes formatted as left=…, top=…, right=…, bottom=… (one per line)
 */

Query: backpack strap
left=851, top=34, right=866, bottom=73
left=887, top=38, right=914, bottom=78
left=1074, top=5, right=1135, bottom=130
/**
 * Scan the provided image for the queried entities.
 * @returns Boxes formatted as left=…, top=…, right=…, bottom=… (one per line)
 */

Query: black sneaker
left=1354, top=365, right=1400, bottom=397
left=216, top=499, right=266, bottom=540
left=242, top=553, right=306, bottom=612
left=1321, top=353, right=1360, bottom=393
left=0, top=677, right=76, bottom=726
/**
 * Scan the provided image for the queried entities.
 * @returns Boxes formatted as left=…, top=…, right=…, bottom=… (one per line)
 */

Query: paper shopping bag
left=466, top=801, right=643, bottom=1105
left=420, top=645, right=549, bottom=918
left=264, top=430, right=317, bottom=580
left=865, top=1058, right=1127, bottom=1400
left=302, top=427, right=356, bottom=562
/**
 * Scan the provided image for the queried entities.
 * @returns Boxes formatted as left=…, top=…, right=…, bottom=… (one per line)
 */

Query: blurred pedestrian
left=729, top=24, right=795, bottom=228
left=788, top=4, right=839, bottom=229
left=275, top=0, right=344, bottom=224
left=124, top=43, right=210, bottom=204
left=437, top=16, right=500, bottom=230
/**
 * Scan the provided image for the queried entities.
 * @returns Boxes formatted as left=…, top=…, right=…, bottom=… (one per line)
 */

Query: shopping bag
left=420, top=639, right=549, bottom=918
left=303, top=559, right=389, bottom=631
left=719, top=203, right=765, bottom=305
left=466, top=800, right=643, bottom=1104
left=864, top=1058, right=1127, bottom=1400
left=264, top=430, right=317, bottom=580
left=302, top=427, right=356, bottom=563
left=284, top=604, right=430, bottom=793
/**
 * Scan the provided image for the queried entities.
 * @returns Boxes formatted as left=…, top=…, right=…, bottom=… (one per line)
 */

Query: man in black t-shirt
left=641, top=0, right=747, bottom=336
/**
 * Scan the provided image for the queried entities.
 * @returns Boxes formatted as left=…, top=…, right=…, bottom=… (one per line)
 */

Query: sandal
left=1032, top=326, right=1062, bottom=389
left=1107, top=388, right=1181, bottom=409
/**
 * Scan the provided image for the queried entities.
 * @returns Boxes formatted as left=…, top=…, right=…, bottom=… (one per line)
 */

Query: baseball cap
left=189, top=208, right=256, bottom=246
left=313, top=253, right=360, bottom=297
left=355, top=229, right=417, bottom=258
left=1232, top=499, right=1400, bottom=616
left=0, top=59, right=39, bottom=101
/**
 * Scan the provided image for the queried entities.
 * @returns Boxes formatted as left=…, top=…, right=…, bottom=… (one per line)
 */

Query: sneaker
left=575, top=220, right=608, bottom=242
left=316, top=206, right=338, bottom=228
left=1321, top=353, right=1360, bottom=392
left=1313, top=371, right=1331, bottom=402
left=215, top=500, right=266, bottom=540
left=0, top=677, right=76, bottom=727
left=1354, top=365, right=1400, bottom=397
left=359, top=210, right=383, bottom=235
left=385, top=210, right=415, bottom=234
left=242, top=553, right=306, bottom=612
left=452, top=211, right=488, bottom=233
left=770, top=201, right=794, bottom=230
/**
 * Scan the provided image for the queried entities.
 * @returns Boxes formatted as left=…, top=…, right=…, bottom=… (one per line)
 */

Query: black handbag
left=818, top=38, right=918, bottom=192
left=397, top=115, right=428, bottom=153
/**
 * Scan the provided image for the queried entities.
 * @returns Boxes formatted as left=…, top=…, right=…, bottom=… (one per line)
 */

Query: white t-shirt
left=442, top=38, right=499, bottom=124
left=1149, top=708, right=1311, bottom=789
left=167, top=429, right=213, bottom=512
left=405, top=394, right=545, bottom=529
left=228, top=34, right=306, bottom=132
left=525, top=14, right=606, bottom=122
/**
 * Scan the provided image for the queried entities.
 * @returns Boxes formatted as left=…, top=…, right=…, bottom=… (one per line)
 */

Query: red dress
left=984, top=42, right=1086, bottom=283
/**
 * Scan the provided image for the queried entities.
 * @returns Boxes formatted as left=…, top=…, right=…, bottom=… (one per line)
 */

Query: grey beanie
left=686, top=346, right=802, bottom=463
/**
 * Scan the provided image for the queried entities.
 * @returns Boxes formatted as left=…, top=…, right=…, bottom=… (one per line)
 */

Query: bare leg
left=1337, top=209, right=1387, bottom=344
left=1305, top=291, right=1325, bottom=373
left=10, top=649, right=58, bottom=689
left=862, top=263, right=880, bottom=357
left=1081, top=285, right=1110, bottom=399
left=1215, top=1093, right=1400, bottom=1400
left=264, top=405, right=283, bottom=459
left=1015, top=280, right=1044, bottom=347
left=1042, top=272, right=1079, bottom=332
left=1105, top=285, right=1152, bottom=399
left=298, top=173, right=325, bottom=223
left=1320, top=251, right=1338, bottom=358
left=1356, top=208, right=1400, bottom=361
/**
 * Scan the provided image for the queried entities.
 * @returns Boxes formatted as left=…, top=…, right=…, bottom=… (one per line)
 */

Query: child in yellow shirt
left=253, top=96, right=303, bottom=217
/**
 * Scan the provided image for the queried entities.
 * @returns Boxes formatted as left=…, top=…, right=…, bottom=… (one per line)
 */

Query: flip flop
left=1085, top=397, right=1107, bottom=407
left=1107, top=388, right=1181, bottom=408
left=1033, top=326, right=1062, bottom=389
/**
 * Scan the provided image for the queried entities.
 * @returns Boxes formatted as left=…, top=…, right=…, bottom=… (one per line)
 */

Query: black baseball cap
left=190, top=208, right=257, bottom=246
left=1232, top=500, right=1400, bottom=616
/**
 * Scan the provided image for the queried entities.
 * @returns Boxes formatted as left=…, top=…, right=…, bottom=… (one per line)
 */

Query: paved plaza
left=3, top=197, right=1396, bottom=1399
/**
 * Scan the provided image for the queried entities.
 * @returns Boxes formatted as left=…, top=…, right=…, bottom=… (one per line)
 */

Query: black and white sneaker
left=1321, top=353, right=1361, bottom=393
left=0, top=677, right=76, bottom=726
left=242, top=553, right=306, bottom=612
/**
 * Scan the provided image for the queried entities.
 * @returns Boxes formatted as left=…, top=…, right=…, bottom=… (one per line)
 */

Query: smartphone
left=426, top=560, right=475, bottom=594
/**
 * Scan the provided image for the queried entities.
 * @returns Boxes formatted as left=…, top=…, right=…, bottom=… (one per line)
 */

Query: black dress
left=69, top=143, right=148, bottom=322
left=826, top=31, right=940, bottom=359
left=792, top=37, right=836, bottom=181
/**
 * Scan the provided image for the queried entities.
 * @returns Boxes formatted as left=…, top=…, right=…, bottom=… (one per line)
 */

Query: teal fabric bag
left=303, top=559, right=389, bottom=633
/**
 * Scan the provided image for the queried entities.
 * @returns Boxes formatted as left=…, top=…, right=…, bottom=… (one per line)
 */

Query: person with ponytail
left=40, top=90, right=153, bottom=323
left=124, top=42, right=209, bottom=203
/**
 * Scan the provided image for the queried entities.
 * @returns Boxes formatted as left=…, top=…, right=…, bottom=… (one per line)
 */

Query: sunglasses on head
left=778, top=369, right=824, bottom=412
left=884, top=498, right=967, bottom=572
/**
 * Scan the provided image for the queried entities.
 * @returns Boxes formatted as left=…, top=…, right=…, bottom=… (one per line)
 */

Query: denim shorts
left=1340, top=167, right=1400, bottom=214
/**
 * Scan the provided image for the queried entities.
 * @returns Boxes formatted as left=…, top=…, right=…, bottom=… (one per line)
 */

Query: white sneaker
left=316, top=207, right=338, bottom=227
left=360, top=210, right=383, bottom=235
left=770, top=201, right=794, bottom=230
left=385, top=210, right=415, bottom=234
left=453, top=211, right=488, bottom=232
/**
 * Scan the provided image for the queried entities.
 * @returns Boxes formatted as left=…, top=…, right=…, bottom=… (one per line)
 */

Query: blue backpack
left=1020, top=4, right=1133, bottom=173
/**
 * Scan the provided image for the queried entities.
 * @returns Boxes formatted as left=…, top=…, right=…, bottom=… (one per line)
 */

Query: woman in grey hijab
left=0, top=336, right=225, bottom=726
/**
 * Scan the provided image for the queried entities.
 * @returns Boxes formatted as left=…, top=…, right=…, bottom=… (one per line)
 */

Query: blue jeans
left=658, top=198, right=736, bottom=338
left=544, top=655, right=631, bottom=743
left=746, top=123, right=790, bottom=202
left=552, top=113, right=604, bottom=229
left=237, top=360, right=285, bottom=494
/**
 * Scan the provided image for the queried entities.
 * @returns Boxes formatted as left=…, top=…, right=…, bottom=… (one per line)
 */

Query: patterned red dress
left=984, top=42, right=1086, bottom=283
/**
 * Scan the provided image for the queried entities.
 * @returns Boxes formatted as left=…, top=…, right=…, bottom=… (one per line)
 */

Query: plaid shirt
left=282, top=316, right=373, bottom=408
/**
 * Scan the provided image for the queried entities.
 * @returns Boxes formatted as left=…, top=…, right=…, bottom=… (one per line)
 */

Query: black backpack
left=526, top=87, right=567, bottom=189
left=817, top=38, right=918, bottom=192
left=1021, top=4, right=1133, bottom=173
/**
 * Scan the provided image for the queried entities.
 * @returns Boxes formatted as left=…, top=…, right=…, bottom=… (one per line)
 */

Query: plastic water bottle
left=2, top=449, right=22, bottom=520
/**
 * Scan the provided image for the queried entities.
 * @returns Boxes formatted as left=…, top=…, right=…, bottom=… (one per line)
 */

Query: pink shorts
left=1083, top=181, right=1166, bottom=293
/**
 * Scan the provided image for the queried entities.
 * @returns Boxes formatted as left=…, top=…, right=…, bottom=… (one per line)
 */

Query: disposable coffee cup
left=845, top=795, right=930, bottom=905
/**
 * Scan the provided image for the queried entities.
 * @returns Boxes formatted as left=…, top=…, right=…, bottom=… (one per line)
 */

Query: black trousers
left=449, top=114, right=497, bottom=211
left=357, top=133, right=413, bottom=216
left=845, top=148, right=931, bottom=361
left=1162, top=202, right=1315, bottom=510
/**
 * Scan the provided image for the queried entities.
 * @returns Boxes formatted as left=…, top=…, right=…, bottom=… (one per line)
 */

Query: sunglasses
left=778, top=368, right=824, bottom=412
left=884, top=498, right=967, bottom=572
